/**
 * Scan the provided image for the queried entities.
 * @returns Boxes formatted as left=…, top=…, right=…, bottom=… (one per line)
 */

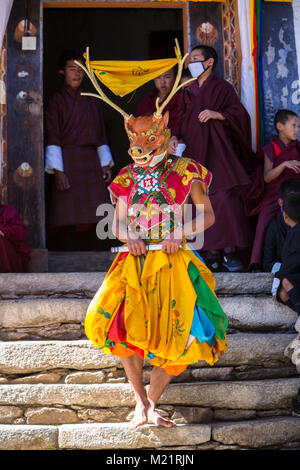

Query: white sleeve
left=45, top=145, right=64, bottom=174
left=97, top=144, right=114, bottom=168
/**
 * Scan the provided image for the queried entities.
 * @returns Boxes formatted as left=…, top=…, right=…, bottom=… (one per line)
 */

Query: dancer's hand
left=0, top=230, right=4, bottom=237
left=127, top=236, right=147, bottom=256
left=162, top=229, right=182, bottom=254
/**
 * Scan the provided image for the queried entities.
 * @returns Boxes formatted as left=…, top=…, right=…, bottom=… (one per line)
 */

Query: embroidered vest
left=109, top=155, right=212, bottom=241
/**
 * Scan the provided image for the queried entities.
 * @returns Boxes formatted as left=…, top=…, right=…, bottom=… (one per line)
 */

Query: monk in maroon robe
left=45, top=51, right=113, bottom=249
left=0, top=202, right=30, bottom=272
left=136, top=68, right=182, bottom=135
left=247, top=109, right=300, bottom=269
left=170, top=45, right=254, bottom=272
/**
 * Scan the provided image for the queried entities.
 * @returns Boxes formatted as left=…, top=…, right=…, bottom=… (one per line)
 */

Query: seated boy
left=249, top=109, right=300, bottom=269
left=275, top=193, right=300, bottom=314
left=275, top=193, right=300, bottom=417
left=0, top=200, right=30, bottom=272
left=262, top=178, right=300, bottom=274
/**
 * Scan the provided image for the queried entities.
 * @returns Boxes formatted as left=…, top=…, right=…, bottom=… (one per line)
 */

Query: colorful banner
left=161, top=0, right=226, bottom=2
left=238, top=0, right=266, bottom=150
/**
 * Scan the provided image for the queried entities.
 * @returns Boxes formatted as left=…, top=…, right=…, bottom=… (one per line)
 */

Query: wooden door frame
left=43, top=1, right=189, bottom=54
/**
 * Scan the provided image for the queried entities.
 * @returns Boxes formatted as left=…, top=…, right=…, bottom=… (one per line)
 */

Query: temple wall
left=0, top=0, right=299, bottom=246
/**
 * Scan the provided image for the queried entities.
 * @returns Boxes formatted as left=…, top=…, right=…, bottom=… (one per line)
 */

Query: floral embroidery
left=114, top=172, right=131, bottom=188
left=137, top=172, right=160, bottom=194
left=172, top=318, right=185, bottom=337
left=97, top=307, right=111, bottom=319
left=132, top=66, right=150, bottom=76
left=182, top=170, right=201, bottom=186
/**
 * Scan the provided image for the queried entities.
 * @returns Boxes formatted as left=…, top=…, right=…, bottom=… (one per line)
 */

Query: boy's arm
left=264, top=154, right=300, bottom=183
left=45, top=97, right=70, bottom=191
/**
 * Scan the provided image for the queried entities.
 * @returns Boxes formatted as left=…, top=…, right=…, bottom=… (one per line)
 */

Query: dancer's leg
left=147, top=366, right=176, bottom=427
left=121, top=354, right=148, bottom=428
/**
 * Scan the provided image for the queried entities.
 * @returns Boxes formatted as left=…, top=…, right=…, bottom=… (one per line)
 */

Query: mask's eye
left=148, top=135, right=156, bottom=143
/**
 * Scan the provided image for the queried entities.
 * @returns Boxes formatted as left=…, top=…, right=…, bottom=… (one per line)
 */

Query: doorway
left=43, top=4, right=184, bottom=252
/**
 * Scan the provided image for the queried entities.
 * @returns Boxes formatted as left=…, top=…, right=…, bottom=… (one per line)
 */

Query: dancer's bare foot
left=147, top=406, right=176, bottom=427
left=130, top=401, right=149, bottom=429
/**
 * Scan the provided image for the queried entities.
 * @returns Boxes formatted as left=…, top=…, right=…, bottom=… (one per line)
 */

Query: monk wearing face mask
left=136, top=67, right=183, bottom=136
left=169, top=45, right=255, bottom=273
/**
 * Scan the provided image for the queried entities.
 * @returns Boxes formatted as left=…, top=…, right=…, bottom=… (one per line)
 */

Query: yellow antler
left=153, top=39, right=197, bottom=119
left=75, top=47, right=131, bottom=121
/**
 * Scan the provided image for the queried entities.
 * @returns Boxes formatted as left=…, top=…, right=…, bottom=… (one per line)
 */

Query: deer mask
left=124, top=112, right=171, bottom=167
left=75, top=43, right=196, bottom=167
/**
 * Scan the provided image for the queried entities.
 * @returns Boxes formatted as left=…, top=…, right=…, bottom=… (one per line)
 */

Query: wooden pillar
left=6, top=0, right=45, bottom=256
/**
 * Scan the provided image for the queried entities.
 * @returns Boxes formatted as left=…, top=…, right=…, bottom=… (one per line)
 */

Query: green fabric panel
left=188, top=262, right=228, bottom=340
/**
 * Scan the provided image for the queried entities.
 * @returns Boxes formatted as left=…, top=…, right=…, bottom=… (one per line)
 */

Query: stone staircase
left=0, top=272, right=299, bottom=450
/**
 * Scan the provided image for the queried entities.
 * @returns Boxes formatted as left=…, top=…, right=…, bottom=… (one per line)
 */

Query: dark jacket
left=262, top=210, right=289, bottom=272
left=276, top=223, right=300, bottom=280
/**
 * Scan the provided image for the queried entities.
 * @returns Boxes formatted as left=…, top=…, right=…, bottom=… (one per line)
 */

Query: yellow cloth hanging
left=85, top=56, right=179, bottom=97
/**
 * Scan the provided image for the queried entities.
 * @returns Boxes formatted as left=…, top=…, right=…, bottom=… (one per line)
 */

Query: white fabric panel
left=237, top=0, right=257, bottom=151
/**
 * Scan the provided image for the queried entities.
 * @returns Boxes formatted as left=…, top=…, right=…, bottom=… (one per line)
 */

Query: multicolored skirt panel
left=85, top=247, right=228, bottom=376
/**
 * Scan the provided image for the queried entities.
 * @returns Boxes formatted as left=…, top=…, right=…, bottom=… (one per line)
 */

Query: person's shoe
left=222, top=253, right=244, bottom=272
left=204, top=251, right=222, bottom=272
left=205, top=258, right=221, bottom=272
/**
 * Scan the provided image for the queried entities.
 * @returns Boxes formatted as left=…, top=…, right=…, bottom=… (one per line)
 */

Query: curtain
left=0, top=0, right=13, bottom=51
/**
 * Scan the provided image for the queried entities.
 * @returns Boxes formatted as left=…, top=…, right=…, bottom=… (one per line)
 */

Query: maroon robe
left=136, top=89, right=183, bottom=135
left=249, top=136, right=300, bottom=267
left=45, top=85, right=110, bottom=229
left=0, top=203, right=30, bottom=273
left=173, top=74, right=255, bottom=251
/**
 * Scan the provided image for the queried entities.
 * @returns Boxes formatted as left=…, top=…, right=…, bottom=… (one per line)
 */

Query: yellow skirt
left=85, top=248, right=228, bottom=376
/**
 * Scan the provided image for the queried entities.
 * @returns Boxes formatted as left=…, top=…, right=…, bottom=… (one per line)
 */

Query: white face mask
left=188, top=61, right=206, bottom=78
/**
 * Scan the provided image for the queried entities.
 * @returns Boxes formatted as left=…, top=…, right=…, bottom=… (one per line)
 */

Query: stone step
left=0, top=296, right=297, bottom=334
left=0, top=334, right=296, bottom=375
left=0, top=272, right=273, bottom=297
left=0, top=378, right=298, bottom=410
left=0, top=417, right=300, bottom=450
left=48, top=251, right=116, bottom=273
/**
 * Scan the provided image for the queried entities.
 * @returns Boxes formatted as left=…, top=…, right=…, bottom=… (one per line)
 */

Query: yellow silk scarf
left=85, top=56, right=179, bottom=97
